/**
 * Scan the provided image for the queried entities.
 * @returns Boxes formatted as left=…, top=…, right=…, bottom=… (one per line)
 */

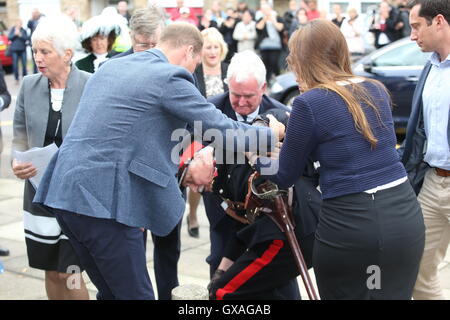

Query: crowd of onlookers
left=4, top=0, right=413, bottom=86
left=163, top=0, right=413, bottom=78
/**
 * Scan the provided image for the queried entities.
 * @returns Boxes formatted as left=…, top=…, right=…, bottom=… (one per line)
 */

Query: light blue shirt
left=235, top=106, right=260, bottom=123
left=422, top=52, right=450, bottom=170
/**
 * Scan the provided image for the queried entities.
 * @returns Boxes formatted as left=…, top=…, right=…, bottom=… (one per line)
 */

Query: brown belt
left=435, top=168, right=450, bottom=177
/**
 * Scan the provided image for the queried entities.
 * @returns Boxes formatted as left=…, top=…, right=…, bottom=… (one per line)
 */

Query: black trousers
left=11, top=51, right=27, bottom=81
left=149, top=221, right=181, bottom=300
left=203, top=192, right=237, bottom=278
left=210, top=239, right=301, bottom=300
left=260, top=49, right=281, bottom=82
left=313, top=181, right=425, bottom=300
left=55, top=210, right=154, bottom=300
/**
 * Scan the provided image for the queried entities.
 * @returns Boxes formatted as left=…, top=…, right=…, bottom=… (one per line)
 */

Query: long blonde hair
left=287, top=19, right=388, bottom=148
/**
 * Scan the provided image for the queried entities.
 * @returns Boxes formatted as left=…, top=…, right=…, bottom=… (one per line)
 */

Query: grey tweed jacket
left=34, top=49, right=275, bottom=236
left=12, top=65, right=91, bottom=152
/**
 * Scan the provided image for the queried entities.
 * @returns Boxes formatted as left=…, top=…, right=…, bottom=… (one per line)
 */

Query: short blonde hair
left=159, top=22, right=204, bottom=55
left=201, top=28, right=228, bottom=62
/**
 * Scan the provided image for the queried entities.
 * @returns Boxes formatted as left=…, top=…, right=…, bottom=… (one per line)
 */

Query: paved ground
left=0, top=73, right=448, bottom=300
left=0, top=72, right=318, bottom=300
left=0, top=177, right=321, bottom=300
left=0, top=177, right=212, bottom=299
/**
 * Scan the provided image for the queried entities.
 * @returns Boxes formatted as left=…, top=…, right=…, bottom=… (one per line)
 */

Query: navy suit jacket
left=401, top=62, right=432, bottom=164
left=400, top=61, right=450, bottom=193
left=205, top=92, right=289, bottom=228
left=209, top=92, right=289, bottom=122
left=34, top=49, right=275, bottom=236
left=205, top=93, right=320, bottom=266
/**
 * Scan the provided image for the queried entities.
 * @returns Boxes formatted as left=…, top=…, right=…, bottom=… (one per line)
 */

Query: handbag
left=5, top=46, right=12, bottom=57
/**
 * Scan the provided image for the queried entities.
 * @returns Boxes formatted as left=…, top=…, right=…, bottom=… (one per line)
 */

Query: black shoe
left=0, top=247, right=10, bottom=257
left=186, top=216, right=199, bottom=238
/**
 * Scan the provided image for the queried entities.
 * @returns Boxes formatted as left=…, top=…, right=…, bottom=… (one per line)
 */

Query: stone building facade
left=2, top=0, right=382, bottom=30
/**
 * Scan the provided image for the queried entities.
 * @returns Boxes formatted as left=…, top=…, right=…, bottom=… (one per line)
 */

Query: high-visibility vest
left=112, top=33, right=131, bottom=53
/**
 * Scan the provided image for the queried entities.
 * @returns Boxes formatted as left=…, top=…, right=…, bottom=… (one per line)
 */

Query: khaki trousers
left=413, top=168, right=450, bottom=300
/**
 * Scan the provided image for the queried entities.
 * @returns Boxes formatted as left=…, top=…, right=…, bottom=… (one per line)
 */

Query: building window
left=361, top=2, right=381, bottom=14
left=108, top=0, right=134, bottom=6
left=0, top=1, right=6, bottom=14
left=330, top=2, right=349, bottom=13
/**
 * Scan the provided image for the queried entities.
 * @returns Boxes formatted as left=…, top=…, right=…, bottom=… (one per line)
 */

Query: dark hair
left=81, top=31, right=117, bottom=53
left=407, top=0, right=450, bottom=25
left=237, top=2, right=248, bottom=11
left=242, top=9, right=255, bottom=20
left=296, top=8, right=308, bottom=16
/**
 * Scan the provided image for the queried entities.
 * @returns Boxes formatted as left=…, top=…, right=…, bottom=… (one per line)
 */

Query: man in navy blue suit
left=203, top=51, right=289, bottom=278
left=202, top=51, right=321, bottom=299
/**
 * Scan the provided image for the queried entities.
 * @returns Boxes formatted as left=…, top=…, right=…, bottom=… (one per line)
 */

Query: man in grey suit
left=103, top=6, right=180, bottom=301
left=34, top=23, right=284, bottom=300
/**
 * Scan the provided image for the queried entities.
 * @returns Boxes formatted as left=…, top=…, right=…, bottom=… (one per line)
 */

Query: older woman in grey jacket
left=12, top=16, right=91, bottom=300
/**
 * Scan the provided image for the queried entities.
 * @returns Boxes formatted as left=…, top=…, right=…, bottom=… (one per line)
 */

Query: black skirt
left=313, top=181, right=425, bottom=300
left=23, top=180, right=82, bottom=273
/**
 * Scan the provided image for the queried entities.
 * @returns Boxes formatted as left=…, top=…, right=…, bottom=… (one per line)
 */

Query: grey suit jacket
left=12, top=65, right=91, bottom=152
left=34, top=49, right=275, bottom=236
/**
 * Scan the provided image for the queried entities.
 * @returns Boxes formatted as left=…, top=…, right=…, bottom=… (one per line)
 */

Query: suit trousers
left=54, top=209, right=154, bottom=300
left=11, top=51, right=27, bottom=81
left=150, top=221, right=181, bottom=300
left=259, top=49, right=281, bottom=83
left=413, top=168, right=450, bottom=300
left=203, top=192, right=237, bottom=278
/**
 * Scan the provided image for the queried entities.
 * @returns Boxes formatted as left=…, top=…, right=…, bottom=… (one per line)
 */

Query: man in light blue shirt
left=401, top=0, right=450, bottom=300
left=422, top=52, right=450, bottom=170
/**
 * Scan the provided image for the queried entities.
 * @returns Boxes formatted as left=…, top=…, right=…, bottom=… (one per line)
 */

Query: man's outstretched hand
left=267, top=114, right=285, bottom=141
left=182, top=146, right=215, bottom=192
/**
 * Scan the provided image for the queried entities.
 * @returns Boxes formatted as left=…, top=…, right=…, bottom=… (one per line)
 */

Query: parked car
left=0, top=21, right=13, bottom=72
left=270, top=38, right=431, bottom=134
